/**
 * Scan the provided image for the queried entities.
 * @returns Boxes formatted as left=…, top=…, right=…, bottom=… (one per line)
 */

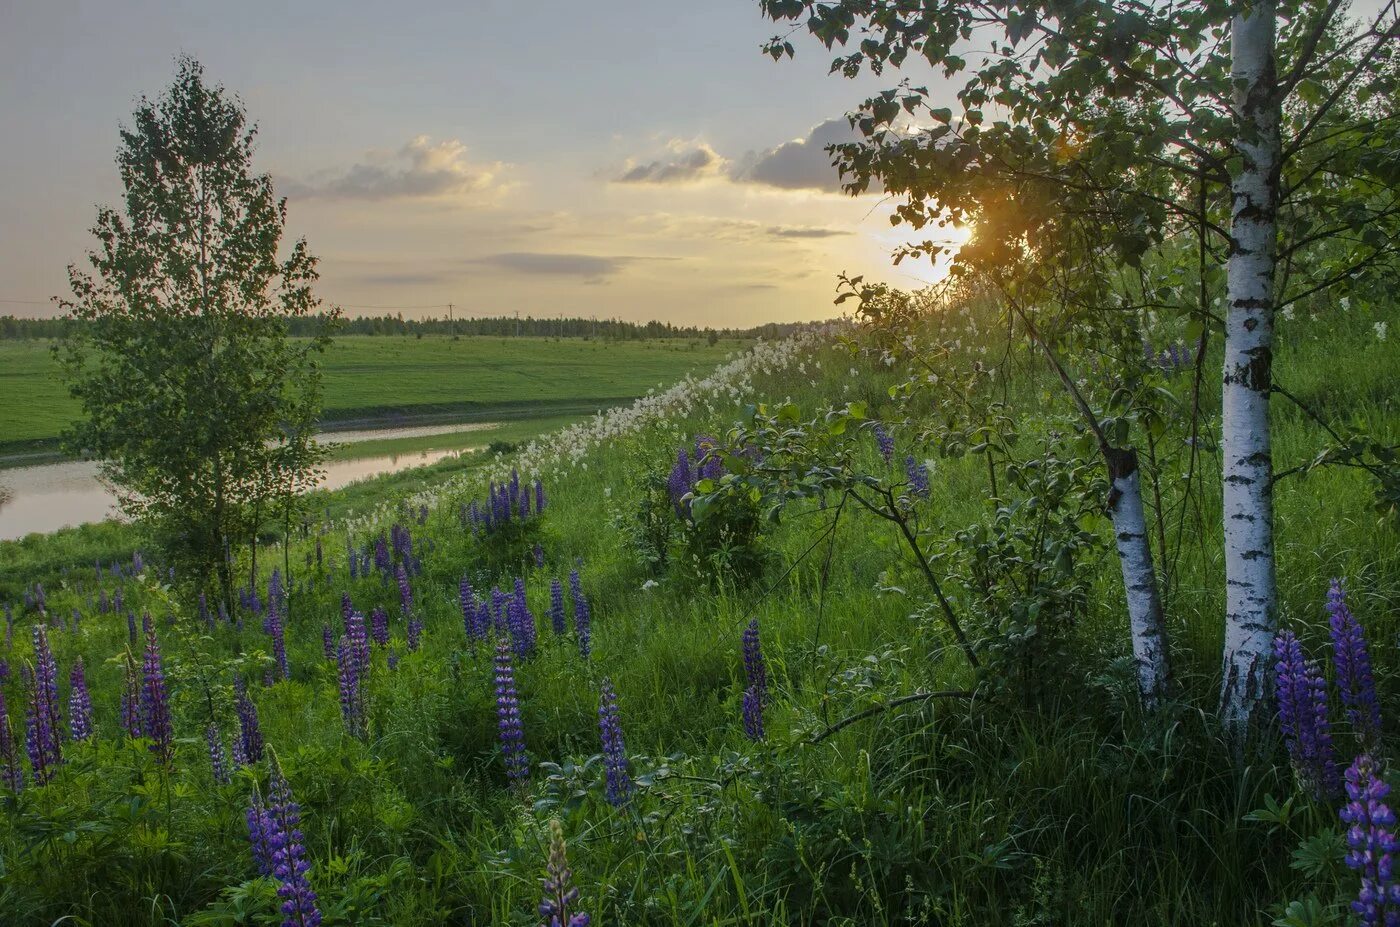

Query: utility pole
left=447, top=303, right=453, bottom=337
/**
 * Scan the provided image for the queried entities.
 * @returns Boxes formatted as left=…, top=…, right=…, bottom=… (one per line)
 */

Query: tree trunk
left=1107, top=449, right=1171, bottom=708
left=1220, top=1, right=1281, bottom=746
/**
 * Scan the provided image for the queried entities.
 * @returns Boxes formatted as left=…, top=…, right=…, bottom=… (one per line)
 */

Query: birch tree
left=758, top=0, right=1400, bottom=738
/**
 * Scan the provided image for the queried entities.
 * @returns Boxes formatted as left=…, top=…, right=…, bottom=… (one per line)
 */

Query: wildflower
left=120, top=652, right=143, bottom=739
left=1340, top=754, right=1400, bottom=925
left=0, top=688, right=23, bottom=793
left=533, top=544, right=545, bottom=568
left=1328, top=578, right=1382, bottom=747
left=510, top=578, right=537, bottom=657
left=25, top=627, right=63, bottom=783
left=407, top=615, right=423, bottom=652
left=742, top=686, right=765, bottom=742
left=549, top=579, right=566, bottom=636
left=742, top=619, right=767, bottom=702
left=573, top=591, right=591, bottom=660
left=873, top=423, right=895, bottom=465
left=321, top=624, right=335, bottom=660
left=370, top=607, right=389, bottom=647
left=1274, top=629, right=1340, bottom=797
left=142, top=626, right=174, bottom=767
left=538, top=818, right=590, bottom=927
left=495, top=640, right=528, bottom=788
left=667, top=449, right=694, bottom=517
left=207, top=723, right=230, bottom=784
left=127, top=610, right=138, bottom=645
left=336, top=636, right=365, bottom=738
left=597, top=679, right=633, bottom=807
left=461, top=577, right=479, bottom=639
left=264, top=765, right=322, bottom=927
left=68, top=658, right=94, bottom=742
left=1376, top=321, right=1388, bottom=342
left=535, top=480, right=547, bottom=514
left=234, top=677, right=264, bottom=766
left=346, top=610, right=370, bottom=674
left=267, top=600, right=289, bottom=682
left=904, top=455, right=931, bottom=499
left=247, top=791, right=275, bottom=875
left=396, top=564, right=413, bottom=616
left=387, top=649, right=400, bottom=671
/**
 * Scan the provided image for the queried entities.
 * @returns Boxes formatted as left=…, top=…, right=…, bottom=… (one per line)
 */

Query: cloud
left=734, top=118, right=859, bottom=193
left=284, top=136, right=509, bottom=201
left=767, top=225, right=851, bottom=239
left=612, top=142, right=727, bottom=184
left=468, top=252, right=677, bottom=282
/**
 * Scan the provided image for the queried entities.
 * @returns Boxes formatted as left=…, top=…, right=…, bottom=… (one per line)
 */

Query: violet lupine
left=247, top=793, right=276, bottom=875
left=68, top=658, right=94, bottom=742
left=387, top=649, right=400, bottom=671
left=340, top=593, right=354, bottom=631
left=346, top=610, right=371, bottom=674
left=571, top=571, right=592, bottom=660
left=208, top=722, right=231, bottom=785
left=491, top=587, right=509, bottom=635
left=694, top=434, right=724, bottom=482
left=597, top=679, right=633, bottom=807
left=742, top=687, right=765, bottom=742
left=550, top=579, right=567, bottom=636
left=476, top=602, right=492, bottom=644
left=142, top=626, right=174, bottom=767
left=512, top=578, right=537, bottom=656
left=667, top=449, right=694, bottom=517
left=538, top=818, right=590, bottom=927
left=234, top=678, right=264, bottom=766
left=0, top=689, right=22, bottom=793
left=266, top=765, right=321, bottom=927
left=904, top=455, right=931, bottom=499
left=127, top=610, right=138, bottom=645
left=336, top=636, right=365, bottom=738
left=1340, top=753, right=1400, bottom=925
left=872, top=423, right=895, bottom=465
left=1328, top=578, right=1382, bottom=748
left=268, top=603, right=289, bottom=682
left=742, top=619, right=767, bottom=703
left=396, top=564, right=413, bottom=617
left=120, top=653, right=143, bottom=739
left=407, top=616, right=423, bottom=653
left=370, top=607, right=389, bottom=647
left=321, top=625, right=335, bottom=661
left=25, top=627, right=62, bottom=783
left=495, top=640, right=529, bottom=789
left=533, top=544, right=546, bottom=568
left=535, top=479, right=546, bottom=514
left=1273, top=629, right=1340, bottom=798
left=460, top=577, right=479, bottom=639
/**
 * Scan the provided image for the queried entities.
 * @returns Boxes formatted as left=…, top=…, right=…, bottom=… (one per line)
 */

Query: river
left=0, top=423, right=495, bottom=541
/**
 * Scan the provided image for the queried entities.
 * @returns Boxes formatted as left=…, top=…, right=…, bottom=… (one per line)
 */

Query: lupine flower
left=127, top=610, right=138, bottom=645
left=373, top=536, right=392, bottom=575
left=742, top=619, right=767, bottom=703
left=336, top=636, right=365, bottom=738
left=511, top=578, right=537, bottom=657
left=571, top=572, right=592, bottom=660
left=1274, top=629, right=1340, bottom=797
left=694, top=434, right=724, bottom=482
left=25, top=627, right=62, bottom=783
left=370, top=607, right=389, bottom=647
left=120, top=653, right=143, bottom=739
left=234, top=677, right=264, bottom=766
left=387, top=649, right=400, bottom=671
left=742, top=687, right=765, bottom=742
left=461, top=577, right=479, bottom=640
left=142, top=626, right=174, bottom=767
left=396, top=564, right=413, bottom=616
left=597, top=679, right=633, bottom=807
left=247, top=792, right=275, bottom=875
left=1328, top=578, right=1382, bottom=748
left=538, top=818, right=589, bottom=927
left=207, top=722, right=230, bottom=784
left=346, top=610, right=370, bottom=674
left=491, top=587, right=509, bottom=634
left=667, top=449, right=694, bottom=517
left=535, top=480, right=546, bottom=514
left=904, top=455, right=931, bottom=498
left=407, top=616, right=423, bottom=652
left=0, top=688, right=23, bottom=793
left=321, top=625, right=335, bottom=660
left=265, top=764, right=322, bottom=927
left=1340, top=753, right=1400, bottom=925
left=533, top=544, right=545, bottom=568
left=495, top=640, right=528, bottom=788
left=872, top=423, right=895, bottom=465
left=549, top=579, right=566, bottom=636
left=267, top=600, right=289, bottom=682
left=68, top=658, right=94, bottom=742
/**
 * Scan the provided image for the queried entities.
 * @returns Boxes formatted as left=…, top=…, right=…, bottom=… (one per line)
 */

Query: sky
left=0, top=0, right=968, bottom=327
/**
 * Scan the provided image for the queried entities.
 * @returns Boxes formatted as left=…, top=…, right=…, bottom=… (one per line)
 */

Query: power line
left=0, top=298, right=52, bottom=306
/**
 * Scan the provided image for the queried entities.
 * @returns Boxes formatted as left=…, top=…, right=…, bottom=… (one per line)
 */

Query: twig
left=808, top=689, right=974, bottom=744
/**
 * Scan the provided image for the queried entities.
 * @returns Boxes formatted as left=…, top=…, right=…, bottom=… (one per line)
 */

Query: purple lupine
left=247, top=792, right=276, bottom=875
left=346, top=610, right=371, bottom=675
left=535, top=480, right=546, bottom=514
left=25, top=626, right=62, bottom=783
left=694, top=434, right=724, bottom=483
left=533, top=544, right=545, bottom=568
left=266, top=765, right=322, bottom=927
left=340, top=593, right=354, bottom=631
left=597, top=679, right=633, bottom=807
left=904, top=455, right=931, bottom=498
left=495, top=640, right=528, bottom=789
left=336, top=636, right=364, bottom=738
left=667, top=449, right=694, bottom=517
left=570, top=571, right=592, bottom=659
left=1274, top=630, right=1340, bottom=798
left=742, top=619, right=767, bottom=703
left=1340, top=754, right=1400, bottom=925
left=321, top=625, right=335, bottom=661
left=512, top=578, right=537, bottom=656
left=387, top=649, right=400, bottom=671
left=1328, top=578, right=1382, bottom=748
left=142, top=626, right=174, bottom=767
left=460, top=577, right=478, bottom=637
left=742, top=687, right=765, bottom=742
left=872, top=423, right=895, bottom=465
left=348, top=539, right=360, bottom=579
left=127, top=610, right=138, bottom=645
left=407, top=615, right=423, bottom=652
left=268, top=602, right=289, bottom=682
left=120, top=653, right=142, bottom=739
left=549, top=579, right=567, bottom=636
left=68, top=658, right=94, bottom=742
left=396, top=564, right=413, bottom=617
left=476, top=602, right=492, bottom=643
left=208, top=722, right=231, bottom=784
left=234, top=677, right=264, bottom=766
left=370, top=607, right=389, bottom=648
left=491, top=587, right=509, bottom=635
left=373, top=536, right=392, bottom=575
left=0, top=688, right=23, bottom=793
left=538, top=818, right=589, bottom=927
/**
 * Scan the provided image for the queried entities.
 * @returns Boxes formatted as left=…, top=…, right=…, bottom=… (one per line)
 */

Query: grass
left=0, top=334, right=750, bottom=457
left=0, top=303, right=1397, bottom=925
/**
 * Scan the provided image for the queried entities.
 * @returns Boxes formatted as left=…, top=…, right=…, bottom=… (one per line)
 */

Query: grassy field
left=1, top=303, right=1398, bottom=925
left=0, top=334, right=748, bottom=456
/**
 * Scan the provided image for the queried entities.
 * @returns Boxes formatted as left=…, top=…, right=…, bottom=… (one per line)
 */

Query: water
left=0, top=424, right=493, bottom=541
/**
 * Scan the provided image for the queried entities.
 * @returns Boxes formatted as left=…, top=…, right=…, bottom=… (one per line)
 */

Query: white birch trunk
left=1220, top=2, right=1281, bottom=744
left=1109, top=449, right=1170, bottom=708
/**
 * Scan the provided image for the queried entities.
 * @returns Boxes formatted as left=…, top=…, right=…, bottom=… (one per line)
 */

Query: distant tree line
left=1, top=312, right=809, bottom=342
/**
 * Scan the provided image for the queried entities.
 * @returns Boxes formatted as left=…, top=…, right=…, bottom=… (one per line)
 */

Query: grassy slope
left=0, top=335, right=748, bottom=454
left=0, top=307, right=1397, bottom=925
